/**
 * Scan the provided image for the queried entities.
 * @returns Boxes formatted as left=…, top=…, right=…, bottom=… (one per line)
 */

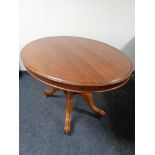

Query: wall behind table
left=20, top=0, right=135, bottom=70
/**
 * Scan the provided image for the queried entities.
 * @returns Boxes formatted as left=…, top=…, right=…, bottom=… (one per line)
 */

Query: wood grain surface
left=21, top=36, right=133, bottom=91
left=21, top=36, right=133, bottom=134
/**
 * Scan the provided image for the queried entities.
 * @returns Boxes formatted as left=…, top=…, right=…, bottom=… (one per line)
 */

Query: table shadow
left=101, top=78, right=135, bottom=141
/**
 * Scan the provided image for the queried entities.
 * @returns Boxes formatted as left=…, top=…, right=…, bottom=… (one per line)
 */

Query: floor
left=19, top=72, right=135, bottom=155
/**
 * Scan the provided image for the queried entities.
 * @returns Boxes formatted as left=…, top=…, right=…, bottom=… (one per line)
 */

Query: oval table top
left=21, top=36, right=133, bottom=92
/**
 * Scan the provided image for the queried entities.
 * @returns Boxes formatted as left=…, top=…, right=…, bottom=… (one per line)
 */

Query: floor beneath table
left=19, top=72, right=135, bottom=155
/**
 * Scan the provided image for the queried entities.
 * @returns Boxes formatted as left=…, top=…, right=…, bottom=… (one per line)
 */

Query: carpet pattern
left=20, top=72, right=135, bottom=155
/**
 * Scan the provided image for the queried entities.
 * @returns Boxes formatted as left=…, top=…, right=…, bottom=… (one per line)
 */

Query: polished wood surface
left=79, top=92, right=106, bottom=118
left=21, top=36, right=133, bottom=91
left=64, top=91, right=73, bottom=134
left=27, top=66, right=130, bottom=92
left=44, top=87, right=59, bottom=96
left=21, top=36, right=133, bottom=134
left=45, top=87, right=106, bottom=134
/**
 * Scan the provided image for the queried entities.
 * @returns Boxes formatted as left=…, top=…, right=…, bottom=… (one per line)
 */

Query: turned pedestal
left=44, top=87, right=106, bottom=134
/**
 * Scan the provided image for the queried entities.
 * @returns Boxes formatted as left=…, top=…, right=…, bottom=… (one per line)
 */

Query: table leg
left=78, top=92, right=106, bottom=118
left=44, top=87, right=59, bottom=96
left=64, top=91, right=73, bottom=134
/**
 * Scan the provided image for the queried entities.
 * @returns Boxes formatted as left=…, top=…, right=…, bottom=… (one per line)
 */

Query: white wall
left=20, top=0, right=135, bottom=70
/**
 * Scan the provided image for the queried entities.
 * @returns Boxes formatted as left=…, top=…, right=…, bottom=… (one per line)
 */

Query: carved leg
left=44, top=87, right=59, bottom=96
left=64, top=91, right=73, bottom=134
left=79, top=92, right=106, bottom=118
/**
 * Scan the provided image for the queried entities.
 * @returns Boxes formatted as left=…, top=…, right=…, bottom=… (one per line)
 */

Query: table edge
left=26, top=66, right=131, bottom=92
left=20, top=36, right=133, bottom=87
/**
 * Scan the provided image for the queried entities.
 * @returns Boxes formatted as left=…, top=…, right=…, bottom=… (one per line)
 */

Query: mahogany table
left=21, top=36, right=133, bottom=134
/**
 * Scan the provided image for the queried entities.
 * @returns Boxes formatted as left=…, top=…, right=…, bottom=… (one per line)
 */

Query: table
left=21, top=36, right=133, bottom=134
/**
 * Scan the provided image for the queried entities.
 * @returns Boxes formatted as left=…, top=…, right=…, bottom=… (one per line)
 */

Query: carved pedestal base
left=44, top=87, right=106, bottom=134
left=44, top=87, right=59, bottom=96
